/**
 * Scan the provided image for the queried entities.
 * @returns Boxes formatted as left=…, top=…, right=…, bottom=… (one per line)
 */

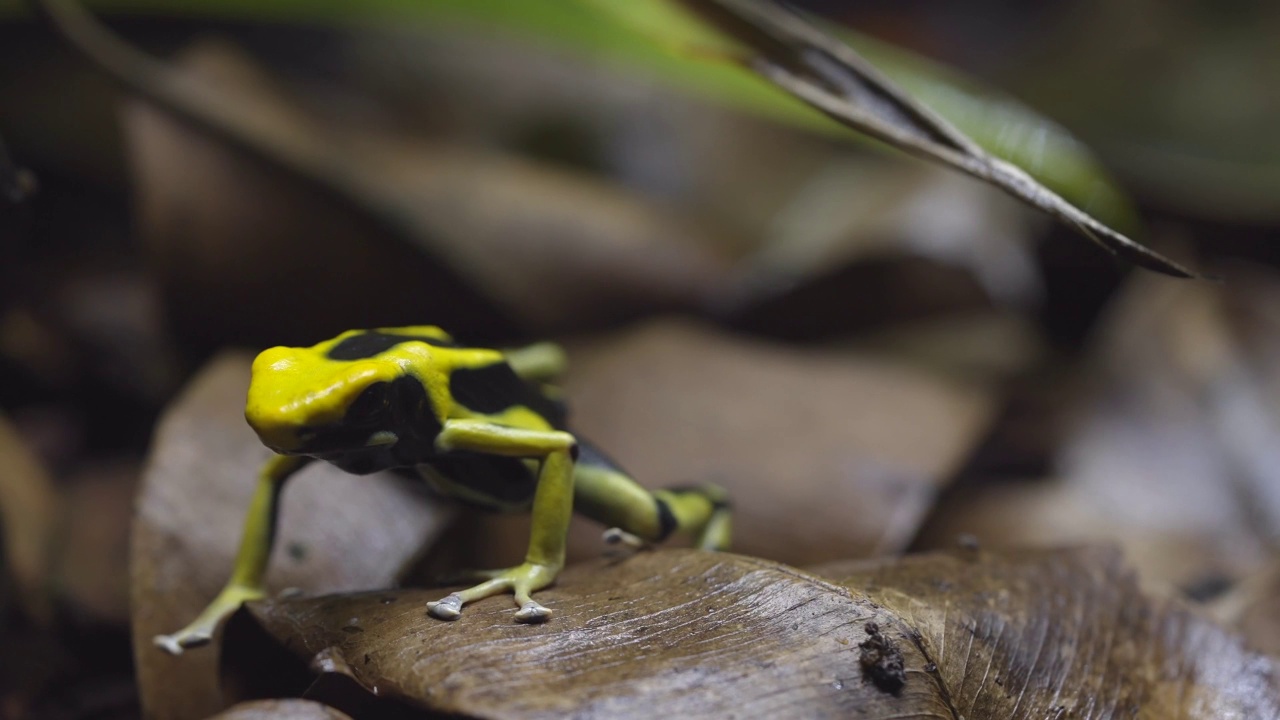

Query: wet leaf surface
left=132, top=353, right=454, bottom=719
left=233, top=546, right=1280, bottom=719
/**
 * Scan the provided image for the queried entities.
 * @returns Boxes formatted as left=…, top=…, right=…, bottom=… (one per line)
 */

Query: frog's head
left=244, top=341, right=426, bottom=472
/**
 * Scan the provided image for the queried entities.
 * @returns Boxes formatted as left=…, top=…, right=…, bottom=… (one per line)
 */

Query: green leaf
left=594, top=0, right=1192, bottom=276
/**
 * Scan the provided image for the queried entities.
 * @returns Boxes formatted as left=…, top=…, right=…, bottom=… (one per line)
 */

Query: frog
left=153, top=326, right=731, bottom=655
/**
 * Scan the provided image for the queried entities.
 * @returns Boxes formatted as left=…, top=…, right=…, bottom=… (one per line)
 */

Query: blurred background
left=1, top=0, right=1279, bottom=717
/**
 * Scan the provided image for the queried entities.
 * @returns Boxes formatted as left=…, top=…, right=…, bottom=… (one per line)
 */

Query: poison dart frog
left=154, top=326, right=730, bottom=654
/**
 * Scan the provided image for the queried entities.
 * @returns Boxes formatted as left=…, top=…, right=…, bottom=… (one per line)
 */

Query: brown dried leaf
left=132, top=353, right=454, bottom=720
left=556, top=319, right=994, bottom=565
left=234, top=547, right=1279, bottom=719
left=814, top=546, right=1280, bottom=719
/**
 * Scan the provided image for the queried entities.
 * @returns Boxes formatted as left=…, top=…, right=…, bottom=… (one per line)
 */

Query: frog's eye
left=345, top=383, right=387, bottom=423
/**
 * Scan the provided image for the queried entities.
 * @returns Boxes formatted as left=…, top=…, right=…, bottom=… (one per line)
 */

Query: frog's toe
left=602, top=527, right=647, bottom=550
left=426, top=593, right=464, bottom=620
left=152, top=629, right=210, bottom=656
left=514, top=600, right=552, bottom=623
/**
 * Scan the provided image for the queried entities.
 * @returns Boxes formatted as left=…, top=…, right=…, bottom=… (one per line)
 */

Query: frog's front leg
left=153, top=454, right=311, bottom=655
left=427, top=419, right=576, bottom=623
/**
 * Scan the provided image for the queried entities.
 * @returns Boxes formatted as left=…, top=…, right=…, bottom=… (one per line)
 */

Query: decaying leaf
left=644, top=0, right=1196, bottom=277
left=131, top=353, right=454, bottom=719
left=230, top=546, right=1280, bottom=718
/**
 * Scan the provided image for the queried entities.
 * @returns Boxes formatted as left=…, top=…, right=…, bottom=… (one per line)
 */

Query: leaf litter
left=229, top=546, right=1280, bottom=719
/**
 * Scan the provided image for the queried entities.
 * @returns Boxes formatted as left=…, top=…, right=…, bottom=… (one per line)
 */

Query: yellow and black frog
left=154, top=326, right=730, bottom=655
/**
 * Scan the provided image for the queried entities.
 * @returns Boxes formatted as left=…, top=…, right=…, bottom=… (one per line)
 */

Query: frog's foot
left=427, top=562, right=559, bottom=623
left=602, top=527, right=649, bottom=556
left=152, top=584, right=265, bottom=656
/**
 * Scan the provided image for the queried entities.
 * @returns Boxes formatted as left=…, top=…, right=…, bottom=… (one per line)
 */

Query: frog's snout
left=245, top=406, right=305, bottom=453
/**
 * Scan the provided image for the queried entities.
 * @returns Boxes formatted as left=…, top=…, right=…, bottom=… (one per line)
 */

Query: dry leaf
left=552, top=319, right=994, bottom=565
left=229, top=546, right=1279, bottom=718
left=815, top=546, right=1280, bottom=719
left=919, top=264, right=1280, bottom=591
left=131, top=353, right=454, bottom=720
left=235, top=550, right=938, bottom=719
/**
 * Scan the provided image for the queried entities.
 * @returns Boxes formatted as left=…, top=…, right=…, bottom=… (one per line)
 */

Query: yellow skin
left=154, top=326, right=731, bottom=655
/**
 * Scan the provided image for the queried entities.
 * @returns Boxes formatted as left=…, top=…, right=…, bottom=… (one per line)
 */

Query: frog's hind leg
left=660, top=484, right=732, bottom=551
left=573, top=445, right=731, bottom=552
left=502, top=342, right=567, bottom=384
